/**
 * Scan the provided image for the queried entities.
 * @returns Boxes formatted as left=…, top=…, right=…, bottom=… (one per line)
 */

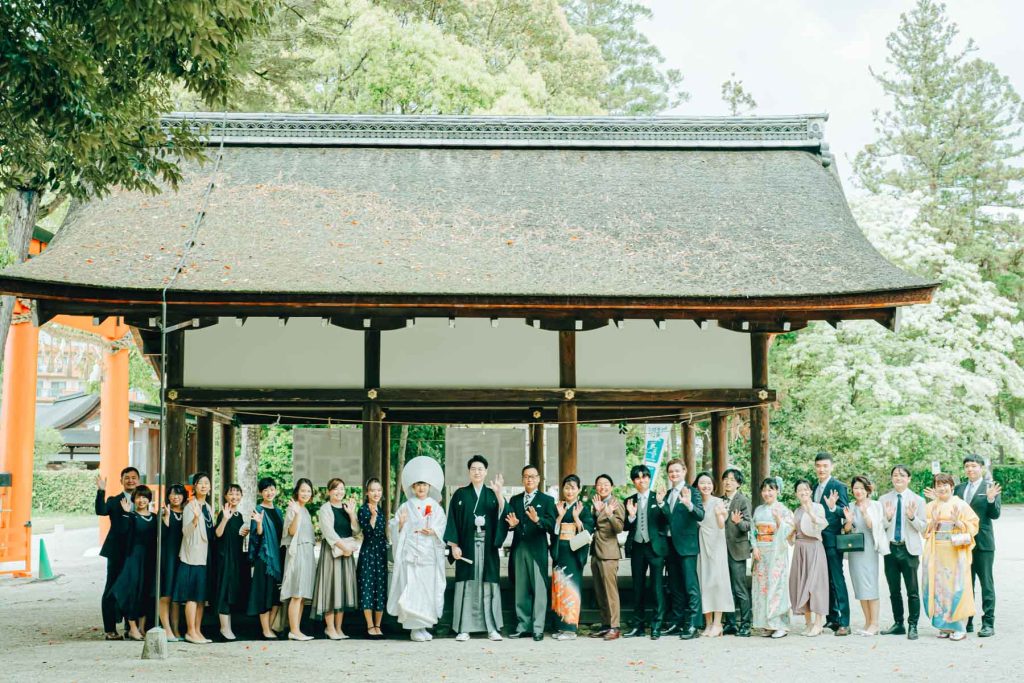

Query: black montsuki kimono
left=213, top=510, right=251, bottom=615
left=111, top=512, right=158, bottom=620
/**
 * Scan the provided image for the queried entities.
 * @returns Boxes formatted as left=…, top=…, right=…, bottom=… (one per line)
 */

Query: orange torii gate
left=0, top=235, right=130, bottom=576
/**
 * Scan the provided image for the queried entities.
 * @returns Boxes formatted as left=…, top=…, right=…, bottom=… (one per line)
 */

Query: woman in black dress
left=248, top=477, right=284, bottom=639
left=357, top=478, right=388, bottom=639
left=214, top=484, right=251, bottom=641
left=111, top=486, right=158, bottom=641
left=158, top=484, right=187, bottom=641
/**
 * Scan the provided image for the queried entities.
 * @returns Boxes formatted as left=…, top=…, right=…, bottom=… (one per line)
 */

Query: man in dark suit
left=721, top=467, right=752, bottom=637
left=498, top=464, right=556, bottom=641
left=623, top=464, right=668, bottom=640
left=954, top=454, right=1002, bottom=638
left=95, top=466, right=140, bottom=639
left=812, top=451, right=850, bottom=636
left=662, top=458, right=704, bottom=640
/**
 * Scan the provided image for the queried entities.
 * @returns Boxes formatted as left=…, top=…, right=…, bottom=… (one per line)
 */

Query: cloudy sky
left=640, top=0, right=1023, bottom=187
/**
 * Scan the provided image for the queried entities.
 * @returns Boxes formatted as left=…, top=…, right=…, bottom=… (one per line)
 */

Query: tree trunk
left=700, top=428, right=711, bottom=473
left=238, top=424, right=261, bottom=512
left=0, top=189, right=41, bottom=371
left=395, top=424, right=409, bottom=506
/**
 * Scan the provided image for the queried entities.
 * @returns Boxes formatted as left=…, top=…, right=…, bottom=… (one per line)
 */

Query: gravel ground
left=2, top=507, right=1021, bottom=682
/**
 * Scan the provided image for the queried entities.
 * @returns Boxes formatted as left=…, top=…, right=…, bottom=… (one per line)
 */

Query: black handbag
left=836, top=532, right=865, bottom=553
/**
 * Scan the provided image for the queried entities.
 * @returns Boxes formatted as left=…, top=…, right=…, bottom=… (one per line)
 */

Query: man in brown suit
left=721, top=467, right=752, bottom=637
left=590, top=473, right=626, bottom=640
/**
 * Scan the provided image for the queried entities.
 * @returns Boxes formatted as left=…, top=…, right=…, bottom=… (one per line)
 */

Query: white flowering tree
left=771, top=193, right=1024, bottom=480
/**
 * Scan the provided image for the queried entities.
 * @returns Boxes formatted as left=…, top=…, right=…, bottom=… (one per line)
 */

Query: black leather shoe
left=978, top=625, right=994, bottom=638
left=511, top=631, right=531, bottom=639
left=678, top=627, right=699, bottom=640
left=650, top=630, right=661, bottom=641
left=722, top=624, right=738, bottom=636
left=662, top=624, right=680, bottom=636
left=966, top=619, right=974, bottom=633
left=824, top=621, right=839, bottom=632
left=907, top=625, right=918, bottom=640
left=532, top=633, right=544, bottom=641
left=589, top=627, right=610, bottom=638
left=834, top=626, right=851, bottom=636
left=880, top=623, right=906, bottom=635
left=623, top=627, right=645, bottom=638
left=737, top=626, right=751, bottom=638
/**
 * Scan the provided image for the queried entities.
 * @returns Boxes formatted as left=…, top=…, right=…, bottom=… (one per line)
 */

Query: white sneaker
left=488, top=631, right=503, bottom=641
left=771, top=629, right=787, bottom=639
left=411, top=630, right=428, bottom=642
left=554, top=631, right=577, bottom=641
left=455, top=632, right=470, bottom=642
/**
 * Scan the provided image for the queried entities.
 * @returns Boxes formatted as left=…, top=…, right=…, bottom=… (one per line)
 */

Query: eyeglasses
left=523, top=474, right=540, bottom=479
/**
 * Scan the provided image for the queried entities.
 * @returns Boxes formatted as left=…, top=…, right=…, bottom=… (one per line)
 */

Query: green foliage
left=128, top=345, right=159, bottom=404
left=33, top=427, right=65, bottom=470
left=32, top=469, right=96, bottom=514
left=720, top=73, right=757, bottom=116
left=256, top=424, right=295, bottom=508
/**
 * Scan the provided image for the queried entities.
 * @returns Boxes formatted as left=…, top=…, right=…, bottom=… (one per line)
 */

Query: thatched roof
left=0, top=113, right=935, bottom=316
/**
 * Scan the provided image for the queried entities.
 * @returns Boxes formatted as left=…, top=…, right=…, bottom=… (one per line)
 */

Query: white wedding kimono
left=387, top=497, right=448, bottom=630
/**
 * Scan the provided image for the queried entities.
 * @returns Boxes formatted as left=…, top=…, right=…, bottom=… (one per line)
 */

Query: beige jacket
left=179, top=501, right=213, bottom=566
left=796, top=502, right=828, bottom=540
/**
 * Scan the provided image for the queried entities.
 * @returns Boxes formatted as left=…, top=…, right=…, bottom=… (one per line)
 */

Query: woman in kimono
left=388, top=457, right=447, bottom=641
left=248, top=477, right=283, bottom=639
left=842, top=475, right=890, bottom=636
left=551, top=474, right=595, bottom=641
left=111, top=486, right=158, bottom=641
left=174, top=472, right=215, bottom=644
left=357, top=478, right=388, bottom=639
left=749, top=477, right=793, bottom=639
left=158, top=484, right=187, bottom=641
left=312, top=477, right=360, bottom=639
left=922, top=472, right=980, bottom=641
left=281, top=478, right=316, bottom=641
left=787, top=479, right=829, bottom=637
left=693, top=472, right=733, bottom=637
left=213, top=484, right=250, bottom=641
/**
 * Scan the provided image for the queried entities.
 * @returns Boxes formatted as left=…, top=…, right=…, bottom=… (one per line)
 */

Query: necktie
left=638, top=495, right=648, bottom=542
left=894, top=493, right=903, bottom=542
left=525, top=492, right=534, bottom=507
left=669, top=488, right=679, bottom=511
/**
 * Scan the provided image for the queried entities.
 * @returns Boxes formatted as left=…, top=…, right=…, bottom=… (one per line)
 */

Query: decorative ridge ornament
left=164, top=112, right=830, bottom=151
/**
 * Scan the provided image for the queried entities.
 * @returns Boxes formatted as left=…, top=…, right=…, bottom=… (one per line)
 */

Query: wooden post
left=98, top=319, right=129, bottom=543
left=363, top=328, right=383, bottom=488
left=529, top=422, right=545, bottom=489
left=364, top=330, right=381, bottom=388
left=165, top=330, right=188, bottom=487
left=196, top=413, right=214, bottom=478
left=220, top=423, right=235, bottom=492
left=711, top=412, right=728, bottom=493
left=558, top=331, right=577, bottom=484
left=750, top=332, right=771, bottom=507
left=682, top=421, right=696, bottom=483
left=382, top=424, right=392, bottom=517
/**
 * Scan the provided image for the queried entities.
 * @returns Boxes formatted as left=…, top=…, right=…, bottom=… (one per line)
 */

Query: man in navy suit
left=662, top=458, right=704, bottom=640
left=812, top=452, right=850, bottom=636
left=95, top=466, right=140, bottom=639
left=623, top=465, right=669, bottom=640
left=954, top=454, right=1002, bottom=637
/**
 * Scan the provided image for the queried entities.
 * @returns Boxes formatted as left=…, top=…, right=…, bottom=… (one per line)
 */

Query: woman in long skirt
left=551, top=474, right=595, bottom=641
left=312, top=477, right=360, bottom=639
left=112, top=486, right=158, bottom=641
left=788, top=479, right=829, bottom=637
left=693, top=472, right=734, bottom=637
left=922, top=473, right=980, bottom=641
left=173, top=472, right=215, bottom=644
left=248, top=477, right=284, bottom=639
left=213, top=484, right=251, bottom=641
left=750, top=477, right=793, bottom=639
left=357, top=478, right=389, bottom=639
left=158, top=484, right=186, bottom=641
left=281, top=478, right=317, bottom=641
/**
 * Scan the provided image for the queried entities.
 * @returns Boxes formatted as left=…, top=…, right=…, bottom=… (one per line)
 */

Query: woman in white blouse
left=843, top=475, right=890, bottom=636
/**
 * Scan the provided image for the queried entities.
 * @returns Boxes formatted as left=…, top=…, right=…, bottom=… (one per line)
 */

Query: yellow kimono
left=922, top=497, right=980, bottom=632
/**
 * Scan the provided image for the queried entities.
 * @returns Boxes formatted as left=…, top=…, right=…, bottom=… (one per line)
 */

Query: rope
left=108, top=332, right=134, bottom=353
left=10, top=298, right=32, bottom=324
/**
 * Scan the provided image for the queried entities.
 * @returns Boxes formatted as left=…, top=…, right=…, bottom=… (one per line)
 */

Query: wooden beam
left=364, top=329, right=381, bottom=388
left=362, top=403, right=383, bottom=486
left=682, top=421, right=696, bottom=481
left=529, top=421, right=545, bottom=489
left=711, top=412, right=728, bottom=493
left=558, top=401, right=577, bottom=484
left=220, top=423, right=235, bottom=492
left=164, top=331, right=188, bottom=487
left=751, top=333, right=770, bottom=388
left=559, top=330, right=576, bottom=388
left=196, top=413, right=214, bottom=479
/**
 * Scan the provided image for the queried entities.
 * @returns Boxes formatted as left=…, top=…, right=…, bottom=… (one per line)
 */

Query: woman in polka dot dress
left=357, top=478, right=389, bottom=638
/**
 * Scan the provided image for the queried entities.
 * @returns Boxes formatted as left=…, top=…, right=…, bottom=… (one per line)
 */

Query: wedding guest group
left=92, top=451, right=1002, bottom=645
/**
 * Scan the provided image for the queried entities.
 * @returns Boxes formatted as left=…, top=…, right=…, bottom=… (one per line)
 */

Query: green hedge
left=32, top=469, right=97, bottom=514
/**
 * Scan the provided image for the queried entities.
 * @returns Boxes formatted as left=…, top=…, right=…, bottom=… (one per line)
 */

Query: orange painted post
left=0, top=299, right=39, bottom=576
left=97, top=318, right=130, bottom=545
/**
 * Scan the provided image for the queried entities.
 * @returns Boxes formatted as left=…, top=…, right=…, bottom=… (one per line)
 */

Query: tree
left=853, top=0, right=1024, bottom=302
left=561, top=0, right=687, bottom=114
left=34, top=426, right=64, bottom=470
left=239, top=424, right=261, bottom=511
left=721, top=72, right=757, bottom=116
left=0, top=0, right=276, bottom=368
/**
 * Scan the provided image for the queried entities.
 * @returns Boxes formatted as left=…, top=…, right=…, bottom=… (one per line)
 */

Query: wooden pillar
left=0, top=299, right=38, bottom=576
left=711, top=412, right=728, bottom=493
left=363, top=329, right=382, bottom=488
left=164, top=330, right=188, bottom=487
left=529, top=422, right=545, bottom=489
left=98, top=320, right=130, bottom=543
left=557, top=330, right=577, bottom=484
left=196, top=413, right=214, bottom=477
left=382, top=424, right=392, bottom=517
left=750, top=332, right=771, bottom=507
left=682, top=421, right=696, bottom=483
left=220, top=423, right=235, bottom=492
